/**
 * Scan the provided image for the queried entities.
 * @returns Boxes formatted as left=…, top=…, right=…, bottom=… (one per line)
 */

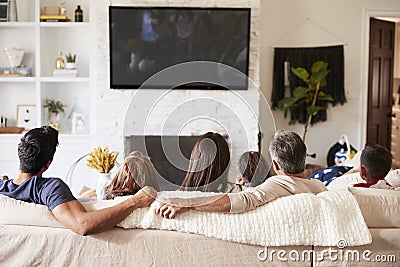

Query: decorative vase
left=4, top=47, right=24, bottom=68
left=7, top=0, right=18, bottom=22
left=67, top=97, right=84, bottom=130
left=96, top=172, right=112, bottom=200
left=55, top=51, right=65, bottom=69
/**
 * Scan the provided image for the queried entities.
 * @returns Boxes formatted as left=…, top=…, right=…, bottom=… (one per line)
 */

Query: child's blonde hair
left=104, top=151, right=159, bottom=199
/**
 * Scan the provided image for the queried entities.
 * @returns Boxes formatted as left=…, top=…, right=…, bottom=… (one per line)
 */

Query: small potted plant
left=65, top=53, right=76, bottom=69
left=43, top=98, right=66, bottom=131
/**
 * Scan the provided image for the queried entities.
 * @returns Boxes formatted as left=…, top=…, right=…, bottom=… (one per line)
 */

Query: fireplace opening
left=125, top=135, right=201, bottom=187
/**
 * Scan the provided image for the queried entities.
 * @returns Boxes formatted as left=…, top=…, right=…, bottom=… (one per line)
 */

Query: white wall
left=260, top=0, right=400, bottom=166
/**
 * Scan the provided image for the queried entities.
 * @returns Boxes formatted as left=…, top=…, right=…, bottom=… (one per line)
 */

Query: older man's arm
left=156, top=194, right=230, bottom=219
left=156, top=181, right=279, bottom=218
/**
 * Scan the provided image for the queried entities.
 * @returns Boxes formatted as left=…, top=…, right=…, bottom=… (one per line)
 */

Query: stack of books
left=0, top=67, right=31, bottom=77
left=53, top=69, right=78, bottom=78
left=40, top=15, right=68, bottom=22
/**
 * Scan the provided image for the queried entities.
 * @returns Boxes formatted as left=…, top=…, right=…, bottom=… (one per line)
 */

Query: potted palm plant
left=43, top=98, right=66, bottom=131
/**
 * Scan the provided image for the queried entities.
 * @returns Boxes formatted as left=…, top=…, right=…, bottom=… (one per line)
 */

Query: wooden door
left=367, top=18, right=395, bottom=149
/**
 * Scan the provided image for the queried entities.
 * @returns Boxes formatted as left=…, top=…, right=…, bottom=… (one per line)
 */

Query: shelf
left=40, top=22, right=90, bottom=28
left=0, top=22, right=36, bottom=28
left=59, top=134, right=92, bottom=138
left=0, top=133, right=24, bottom=138
left=0, top=133, right=92, bottom=138
left=40, top=77, right=89, bottom=83
left=0, top=77, right=36, bottom=83
left=0, top=127, right=25, bottom=134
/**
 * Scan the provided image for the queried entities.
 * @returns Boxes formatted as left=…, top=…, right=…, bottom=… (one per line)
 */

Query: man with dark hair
left=354, top=143, right=392, bottom=188
left=0, top=126, right=156, bottom=235
left=156, top=130, right=327, bottom=218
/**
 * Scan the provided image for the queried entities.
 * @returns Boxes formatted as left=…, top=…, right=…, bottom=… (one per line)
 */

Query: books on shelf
left=53, top=69, right=78, bottom=78
left=0, top=67, right=31, bottom=77
left=40, top=15, right=68, bottom=22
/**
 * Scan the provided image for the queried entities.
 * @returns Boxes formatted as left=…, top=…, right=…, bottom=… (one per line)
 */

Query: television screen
left=109, top=6, right=251, bottom=90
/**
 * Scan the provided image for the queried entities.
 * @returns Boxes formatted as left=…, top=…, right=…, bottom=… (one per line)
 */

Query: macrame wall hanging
left=270, top=18, right=347, bottom=125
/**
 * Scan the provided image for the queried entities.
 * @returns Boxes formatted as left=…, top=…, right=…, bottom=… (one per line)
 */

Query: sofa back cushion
left=0, top=194, right=63, bottom=228
left=349, top=187, right=400, bottom=228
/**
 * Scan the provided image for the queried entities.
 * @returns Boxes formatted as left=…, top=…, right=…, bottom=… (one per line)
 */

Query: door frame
left=360, top=9, right=400, bottom=147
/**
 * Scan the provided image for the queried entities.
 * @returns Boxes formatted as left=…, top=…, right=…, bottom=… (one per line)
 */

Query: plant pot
left=65, top=62, right=76, bottom=69
left=96, top=172, right=112, bottom=200
left=48, top=112, right=60, bottom=131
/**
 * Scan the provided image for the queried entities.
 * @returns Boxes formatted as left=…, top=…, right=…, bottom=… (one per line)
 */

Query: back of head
left=181, top=132, right=230, bottom=192
left=269, top=130, right=306, bottom=174
left=105, top=151, right=159, bottom=199
left=18, top=126, right=59, bottom=174
left=360, top=143, right=392, bottom=179
left=239, top=151, right=269, bottom=186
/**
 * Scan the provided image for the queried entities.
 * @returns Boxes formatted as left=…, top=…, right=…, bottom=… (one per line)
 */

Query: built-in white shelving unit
left=0, top=0, right=96, bottom=191
left=0, top=0, right=94, bottom=135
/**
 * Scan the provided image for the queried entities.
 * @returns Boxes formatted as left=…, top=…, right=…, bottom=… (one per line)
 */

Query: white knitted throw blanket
left=0, top=189, right=372, bottom=247
left=92, top=189, right=371, bottom=247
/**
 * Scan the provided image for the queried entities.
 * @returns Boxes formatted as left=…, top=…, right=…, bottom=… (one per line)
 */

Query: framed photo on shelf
left=17, top=104, right=36, bottom=129
left=71, top=112, right=88, bottom=134
left=0, top=0, right=8, bottom=22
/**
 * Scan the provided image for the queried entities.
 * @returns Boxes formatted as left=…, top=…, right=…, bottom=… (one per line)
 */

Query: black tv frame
left=109, top=6, right=251, bottom=90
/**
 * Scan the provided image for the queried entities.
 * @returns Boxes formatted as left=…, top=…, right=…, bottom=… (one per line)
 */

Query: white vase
left=96, top=172, right=112, bottom=200
left=4, top=47, right=24, bottom=68
left=7, top=0, right=18, bottom=22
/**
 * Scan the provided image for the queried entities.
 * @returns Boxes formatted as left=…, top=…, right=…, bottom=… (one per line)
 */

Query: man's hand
left=155, top=200, right=189, bottom=219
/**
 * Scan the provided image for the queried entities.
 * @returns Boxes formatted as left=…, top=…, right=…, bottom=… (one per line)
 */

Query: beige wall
left=260, top=0, right=400, bottom=166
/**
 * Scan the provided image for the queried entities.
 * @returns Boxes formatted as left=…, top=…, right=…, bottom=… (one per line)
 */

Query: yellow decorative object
left=56, top=51, right=65, bottom=69
left=86, top=146, right=119, bottom=173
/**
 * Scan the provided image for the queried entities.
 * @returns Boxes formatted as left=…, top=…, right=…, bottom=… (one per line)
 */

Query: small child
left=354, top=143, right=393, bottom=189
left=230, top=151, right=269, bottom=192
left=102, top=151, right=159, bottom=200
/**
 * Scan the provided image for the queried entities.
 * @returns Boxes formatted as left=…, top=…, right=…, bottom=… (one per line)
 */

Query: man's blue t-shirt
left=0, top=176, right=76, bottom=211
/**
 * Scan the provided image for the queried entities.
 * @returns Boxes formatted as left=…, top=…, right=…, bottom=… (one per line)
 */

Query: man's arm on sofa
left=52, top=186, right=156, bottom=235
left=156, top=194, right=231, bottom=219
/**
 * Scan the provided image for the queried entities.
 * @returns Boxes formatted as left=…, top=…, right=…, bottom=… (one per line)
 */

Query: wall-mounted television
left=109, top=6, right=251, bottom=90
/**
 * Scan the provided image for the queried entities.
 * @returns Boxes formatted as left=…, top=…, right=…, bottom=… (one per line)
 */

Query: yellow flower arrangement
left=86, top=146, right=119, bottom=173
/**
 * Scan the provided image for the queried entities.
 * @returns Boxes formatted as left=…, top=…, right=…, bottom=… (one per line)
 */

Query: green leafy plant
left=278, top=61, right=334, bottom=143
left=65, top=53, right=76, bottom=63
left=43, top=98, right=66, bottom=115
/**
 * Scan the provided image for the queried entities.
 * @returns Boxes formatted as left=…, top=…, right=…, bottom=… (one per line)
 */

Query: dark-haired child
left=354, top=143, right=393, bottom=189
left=230, top=151, right=269, bottom=192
